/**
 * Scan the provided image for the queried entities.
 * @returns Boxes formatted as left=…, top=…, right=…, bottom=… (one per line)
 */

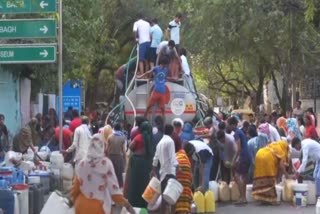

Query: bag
left=40, top=192, right=74, bottom=214
left=218, top=181, right=230, bottom=202
left=229, top=181, right=240, bottom=201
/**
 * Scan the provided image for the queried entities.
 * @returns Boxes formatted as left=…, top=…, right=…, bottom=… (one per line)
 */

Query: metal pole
left=314, top=69, right=317, bottom=114
left=58, top=0, right=63, bottom=151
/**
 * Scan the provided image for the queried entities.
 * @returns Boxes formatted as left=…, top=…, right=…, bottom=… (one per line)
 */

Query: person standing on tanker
left=166, top=13, right=182, bottom=50
left=149, top=18, right=163, bottom=68
left=157, top=40, right=181, bottom=79
left=156, top=40, right=179, bottom=66
left=133, top=13, right=151, bottom=74
left=138, top=56, right=170, bottom=120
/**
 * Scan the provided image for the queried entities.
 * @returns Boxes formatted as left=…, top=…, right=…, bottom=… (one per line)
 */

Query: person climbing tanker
left=138, top=55, right=170, bottom=121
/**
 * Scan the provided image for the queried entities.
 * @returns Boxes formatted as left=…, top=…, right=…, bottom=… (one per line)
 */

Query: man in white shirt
left=167, top=13, right=182, bottom=50
left=292, top=138, right=320, bottom=197
left=180, top=48, right=195, bottom=95
left=151, top=125, right=178, bottom=184
left=149, top=18, right=163, bottom=68
left=133, top=14, right=151, bottom=74
left=65, top=116, right=92, bottom=171
left=151, top=124, right=178, bottom=213
left=184, top=140, right=213, bottom=193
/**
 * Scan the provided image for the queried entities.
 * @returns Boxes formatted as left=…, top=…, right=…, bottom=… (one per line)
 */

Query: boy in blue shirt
left=138, top=56, right=170, bottom=120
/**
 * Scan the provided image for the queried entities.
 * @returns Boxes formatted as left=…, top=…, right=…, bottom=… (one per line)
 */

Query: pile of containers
left=0, top=166, right=29, bottom=214
left=61, top=163, right=74, bottom=191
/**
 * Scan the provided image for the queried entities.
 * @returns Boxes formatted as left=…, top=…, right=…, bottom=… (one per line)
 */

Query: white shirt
left=168, top=20, right=181, bottom=45
left=68, top=124, right=92, bottom=162
left=152, top=135, right=178, bottom=181
left=189, top=140, right=213, bottom=155
left=298, top=139, right=320, bottom=173
left=181, top=55, right=190, bottom=76
left=156, top=41, right=168, bottom=54
left=133, top=19, right=151, bottom=44
left=269, top=124, right=281, bottom=142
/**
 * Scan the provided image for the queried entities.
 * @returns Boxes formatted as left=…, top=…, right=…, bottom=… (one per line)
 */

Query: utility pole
left=58, top=0, right=63, bottom=150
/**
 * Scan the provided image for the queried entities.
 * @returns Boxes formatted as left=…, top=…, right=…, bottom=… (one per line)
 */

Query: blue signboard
left=56, top=80, right=82, bottom=116
left=62, top=80, right=82, bottom=112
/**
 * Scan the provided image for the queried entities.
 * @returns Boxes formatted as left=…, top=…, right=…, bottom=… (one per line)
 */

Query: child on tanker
left=138, top=55, right=170, bottom=121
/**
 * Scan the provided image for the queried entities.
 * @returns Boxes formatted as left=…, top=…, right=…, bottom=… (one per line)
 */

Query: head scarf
left=78, top=133, right=122, bottom=214
left=139, top=121, right=152, bottom=158
left=276, top=117, right=287, bottom=135
left=248, top=133, right=269, bottom=165
left=180, top=123, right=195, bottom=146
left=172, top=118, right=184, bottom=128
left=286, top=118, right=302, bottom=140
left=102, top=125, right=113, bottom=142
left=258, top=123, right=270, bottom=140
left=268, top=140, right=289, bottom=163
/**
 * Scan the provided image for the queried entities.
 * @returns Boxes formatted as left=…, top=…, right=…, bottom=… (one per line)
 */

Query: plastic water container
left=293, top=183, right=308, bottom=207
left=0, top=179, right=10, bottom=190
left=283, top=179, right=295, bottom=202
left=147, top=195, right=162, bottom=211
left=163, top=178, right=183, bottom=205
left=230, top=181, right=240, bottom=201
left=0, top=167, right=24, bottom=185
left=14, top=192, right=19, bottom=214
left=22, top=148, right=34, bottom=161
left=50, top=152, right=64, bottom=169
left=29, top=171, right=50, bottom=194
left=61, top=163, right=74, bottom=180
left=142, top=177, right=161, bottom=204
left=205, top=190, right=215, bottom=213
left=246, top=184, right=255, bottom=202
left=303, top=180, right=316, bottom=205
left=193, top=191, right=205, bottom=213
left=12, top=184, right=29, bottom=214
left=209, top=181, right=219, bottom=202
left=276, top=185, right=283, bottom=202
left=28, top=176, right=41, bottom=185
left=40, top=192, right=75, bottom=214
left=316, top=197, right=320, bottom=214
left=29, top=184, right=45, bottom=214
left=0, top=189, right=14, bottom=214
left=63, top=180, right=73, bottom=191
left=50, top=173, right=63, bottom=192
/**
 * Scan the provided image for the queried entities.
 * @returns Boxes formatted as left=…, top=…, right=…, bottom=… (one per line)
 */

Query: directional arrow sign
left=0, top=44, right=56, bottom=64
left=0, top=19, right=56, bottom=39
left=0, top=0, right=56, bottom=14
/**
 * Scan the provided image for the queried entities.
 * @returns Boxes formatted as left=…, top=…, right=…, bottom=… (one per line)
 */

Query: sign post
left=0, top=0, right=57, bottom=14
left=0, top=44, right=56, bottom=63
left=58, top=0, right=63, bottom=151
left=0, top=19, right=56, bottom=38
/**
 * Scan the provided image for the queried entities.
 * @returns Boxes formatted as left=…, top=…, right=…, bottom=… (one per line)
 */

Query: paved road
left=114, top=203, right=314, bottom=214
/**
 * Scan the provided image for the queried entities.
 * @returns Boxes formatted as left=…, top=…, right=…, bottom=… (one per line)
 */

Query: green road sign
left=0, top=0, right=56, bottom=14
left=0, top=44, right=56, bottom=63
left=0, top=19, right=56, bottom=39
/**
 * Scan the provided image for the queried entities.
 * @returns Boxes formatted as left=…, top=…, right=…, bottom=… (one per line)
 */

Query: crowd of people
left=2, top=98, right=320, bottom=213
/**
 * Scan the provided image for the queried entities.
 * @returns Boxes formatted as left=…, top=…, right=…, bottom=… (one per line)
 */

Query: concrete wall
left=0, top=69, right=21, bottom=135
left=300, top=99, right=320, bottom=113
